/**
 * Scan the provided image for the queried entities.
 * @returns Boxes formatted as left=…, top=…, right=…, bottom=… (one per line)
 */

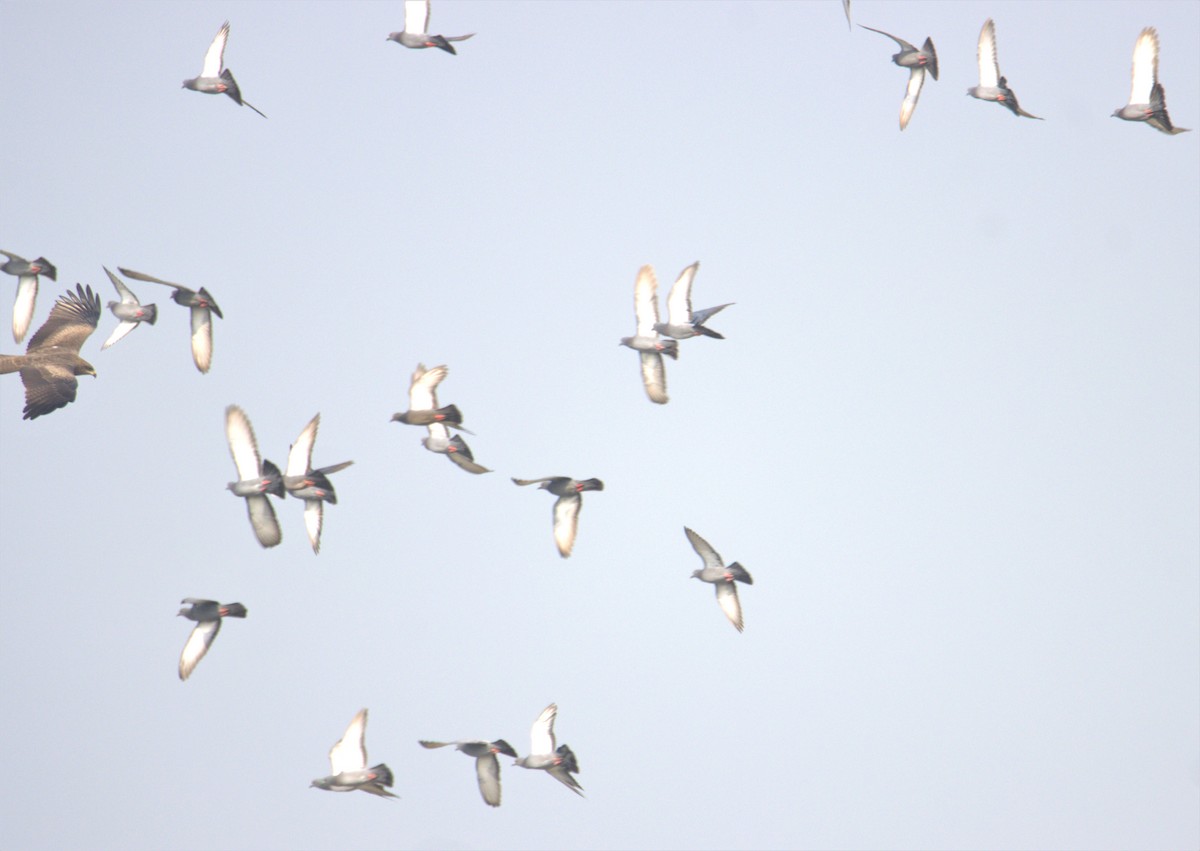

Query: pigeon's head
left=618, top=336, right=635, bottom=350
left=690, top=569, right=704, bottom=580
left=386, top=31, right=403, bottom=43
left=389, top=412, right=407, bottom=424
left=309, top=777, right=331, bottom=790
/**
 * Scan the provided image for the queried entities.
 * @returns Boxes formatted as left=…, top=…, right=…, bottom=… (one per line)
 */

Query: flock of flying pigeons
left=1, top=0, right=1192, bottom=810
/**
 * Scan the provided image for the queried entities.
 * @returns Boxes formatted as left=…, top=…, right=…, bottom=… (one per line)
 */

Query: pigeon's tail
left=369, top=763, right=396, bottom=787
left=34, top=259, right=58, bottom=281
left=219, top=603, right=248, bottom=618
left=430, top=35, right=457, bottom=54
left=437, top=404, right=464, bottom=425
left=142, top=304, right=159, bottom=325
left=660, top=339, right=680, bottom=361
left=922, top=37, right=939, bottom=80
left=577, top=478, right=605, bottom=492
left=261, top=459, right=287, bottom=498
left=555, top=744, right=580, bottom=773
left=726, top=561, right=754, bottom=585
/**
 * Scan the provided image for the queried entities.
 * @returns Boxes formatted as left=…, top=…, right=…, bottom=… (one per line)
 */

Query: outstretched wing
left=330, top=709, right=370, bottom=774
left=976, top=18, right=1000, bottom=88
left=899, top=67, right=926, bottom=131
left=287, top=414, right=320, bottom=477
left=633, top=265, right=660, bottom=337
left=665, top=262, right=699, bottom=326
left=26, top=284, right=100, bottom=354
left=179, top=619, right=221, bottom=680
left=409, top=363, right=448, bottom=410
left=201, top=21, right=230, bottom=77
left=404, top=0, right=431, bottom=35
left=684, top=527, right=724, bottom=570
left=639, top=351, right=668, bottom=405
left=1129, top=27, right=1159, bottom=105
left=529, top=703, right=558, bottom=755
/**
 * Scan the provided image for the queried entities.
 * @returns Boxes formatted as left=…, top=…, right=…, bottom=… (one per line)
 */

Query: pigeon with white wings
left=182, top=21, right=267, bottom=117
left=513, top=704, right=583, bottom=797
left=224, top=405, right=284, bottom=549
left=117, top=267, right=222, bottom=373
left=1112, top=27, right=1189, bottom=135
left=860, top=24, right=938, bottom=131
left=619, top=265, right=677, bottom=405
left=388, top=0, right=475, bottom=54
left=0, top=249, right=56, bottom=344
left=311, top=709, right=398, bottom=799
left=967, top=19, right=1042, bottom=119
left=390, top=363, right=472, bottom=433
left=512, top=477, right=605, bottom=558
left=177, top=598, right=247, bottom=681
left=284, top=413, right=353, bottom=554
left=422, top=422, right=491, bottom=474
left=653, top=261, right=733, bottom=341
left=685, top=527, right=754, bottom=633
left=100, top=267, right=157, bottom=350
left=418, top=739, right=518, bottom=808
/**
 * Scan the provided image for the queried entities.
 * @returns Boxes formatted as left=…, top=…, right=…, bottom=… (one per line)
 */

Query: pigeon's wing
left=104, top=267, right=139, bottom=305
left=26, top=285, right=100, bottom=354
left=101, top=320, right=139, bottom=350
left=179, top=618, right=221, bottom=680
left=418, top=740, right=452, bottom=749
left=201, top=21, right=230, bottom=77
left=409, top=363, right=447, bottom=410
left=225, top=405, right=263, bottom=480
left=448, top=450, right=492, bottom=475
left=899, top=67, right=926, bottom=130
left=858, top=24, right=915, bottom=52
left=977, top=18, right=1000, bottom=87
left=287, top=414, right=320, bottom=477
left=529, top=703, right=558, bottom=754
left=665, top=262, right=699, bottom=325
left=476, top=753, right=503, bottom=807
left=1129, top=27, right=1159, bottom=105
left=715, top=581, right=745, bottom=632
left=330, top=709, right=370, bottom=774
left=189, top=306, right=213, bottom=373
left=304, top=498, right=324, bottom=554
left=684, top=527, right=724, bottom=570
left=11, top=276, right=37, bottom=343
left=547, top=764, right=585, bottom=796
left=19, top=362, right=81, bottom=420
left=552, top=493, right=582, bottom=558
left=116, top=268, right=186, bottom=293
left=511, top=477, right=554, bottom=487
left=245, top=494, right=282, bottom=548
left=405, top=0, right=431, bottom=34
left=633, top=265, right=660, bottom=337
left=639, top=351, right=668, bottom=405
left=842, top=0, right=851, bottom=28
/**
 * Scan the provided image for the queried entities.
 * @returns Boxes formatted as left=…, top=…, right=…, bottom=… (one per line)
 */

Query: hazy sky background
left=1, top=2, right=1197, bottom=849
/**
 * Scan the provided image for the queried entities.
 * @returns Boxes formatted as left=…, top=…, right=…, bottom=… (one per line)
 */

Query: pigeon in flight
left=1112, top=27, right=1190, bottom=135
left=182, top=21, right=267, bottom=118
left=284, top=413, right=354, bottom=554
left=388, top=0, right=475, bottom=54
left=0, top=250, right=56, bottom=344
left=390, top=363, right=472, bottom=433
left=224, top=405, right=285, bottom=549
left=842, top=0, right=852, bottom=29
left=653, top=261, right=733, bottom=341
left=177, top=598, right=247, bottom=681
left=860, top=24, right=938, bottom=130
left=619, top=265, right=677, bottom=405
left=685, top=527, right=753, bottom=633
left=311, top=709, right=398, bottom=799
left=512, top=477, right=605, bottom=558
left=967, top=19, right=1042, bottom=119
left=513, top=703, right=583, bottom=797
left=117, top=267, right=222, bottom=373
left=418, top=739, right=518, bottom=807
left=0, top=284, right=99, bottom=420
left=422, top=422, right=492, bottom=474
left=100, top=267, right=157, bottom=350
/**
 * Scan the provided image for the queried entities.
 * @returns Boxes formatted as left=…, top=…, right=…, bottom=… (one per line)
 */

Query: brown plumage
left=0, top=284, right=101, bottom=419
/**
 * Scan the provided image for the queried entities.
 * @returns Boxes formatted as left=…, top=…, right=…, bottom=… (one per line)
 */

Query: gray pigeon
left=182, top=21, right=267, bottom=118
left=422, top=421, right=491, bottom=474
left=619, top=265, right=677, bottom=405
left=513, top=703, right=583, bottom=797
left=100, top=267, right=157, bottom=350
left=0, top=250, right=56, bottom=344
left=0, top=284, right=99, bottom=420
left=653, top=261, right=733, bottom=341
left=860, top=24, right=938, bottom=130
left=967, top=19, right=1042, bottom=119
left=177, top=598, right=247, bottom=681
left=388, top=0, right=475, bottom=54
left=685, top=527, right=753, bottom=633
left=284, top=413, right=354, bottom=554
left=512, top=477, right=605, bottom=558
left=224, top=405, right=285, bottom=548
left=117, top=267, right=222, bottom=373
left=311, top=709, right=398, bottom=799
left=1112, top=27, right=1190, bottom=135
left=418, top=739, right=518, bottom=807
left=390, top=363, right=472, bottom=433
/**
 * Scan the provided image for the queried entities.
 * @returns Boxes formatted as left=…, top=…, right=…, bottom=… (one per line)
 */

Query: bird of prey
left=1112, top=27, right=1190, bottom=135
left=966, top=19, right=1042, bottom=119
left=418, top=739, right=518, bottom=808
left=0, top=283, right=99, bottom=420
left=860, top=24, right=938, bottom=130
left=390, top=363, right=472, bottom=433
left=653, top=261, right=733, bottom=341
left=224, top=405, right=285, bottom=548
left=311, top=709, right=398, bottom=799
left=100, top=267, right=157, bottom=350
left=117, top=267, right=222, bottom=373
left=422, top=422, right=491, bottom=474
left=182, top=21, right=267, bottom=118
left=0, top=249, right=56, bottom=344
left=388, top=0, right=475, bottom=54
left=177, top=598, right=247, bottom=681
left=619, top=265, right=677, bottom=405
left=513, top=703, right=583, bottom=797
left=284, top=413, right=354, bottom=554
left=511, top=477, right=605, bottom=558
left=685, top=527, right=753, bottom=633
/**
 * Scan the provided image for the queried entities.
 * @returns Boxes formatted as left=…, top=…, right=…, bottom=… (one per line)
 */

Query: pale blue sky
left=1, top=2, right=1197, bottom=849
